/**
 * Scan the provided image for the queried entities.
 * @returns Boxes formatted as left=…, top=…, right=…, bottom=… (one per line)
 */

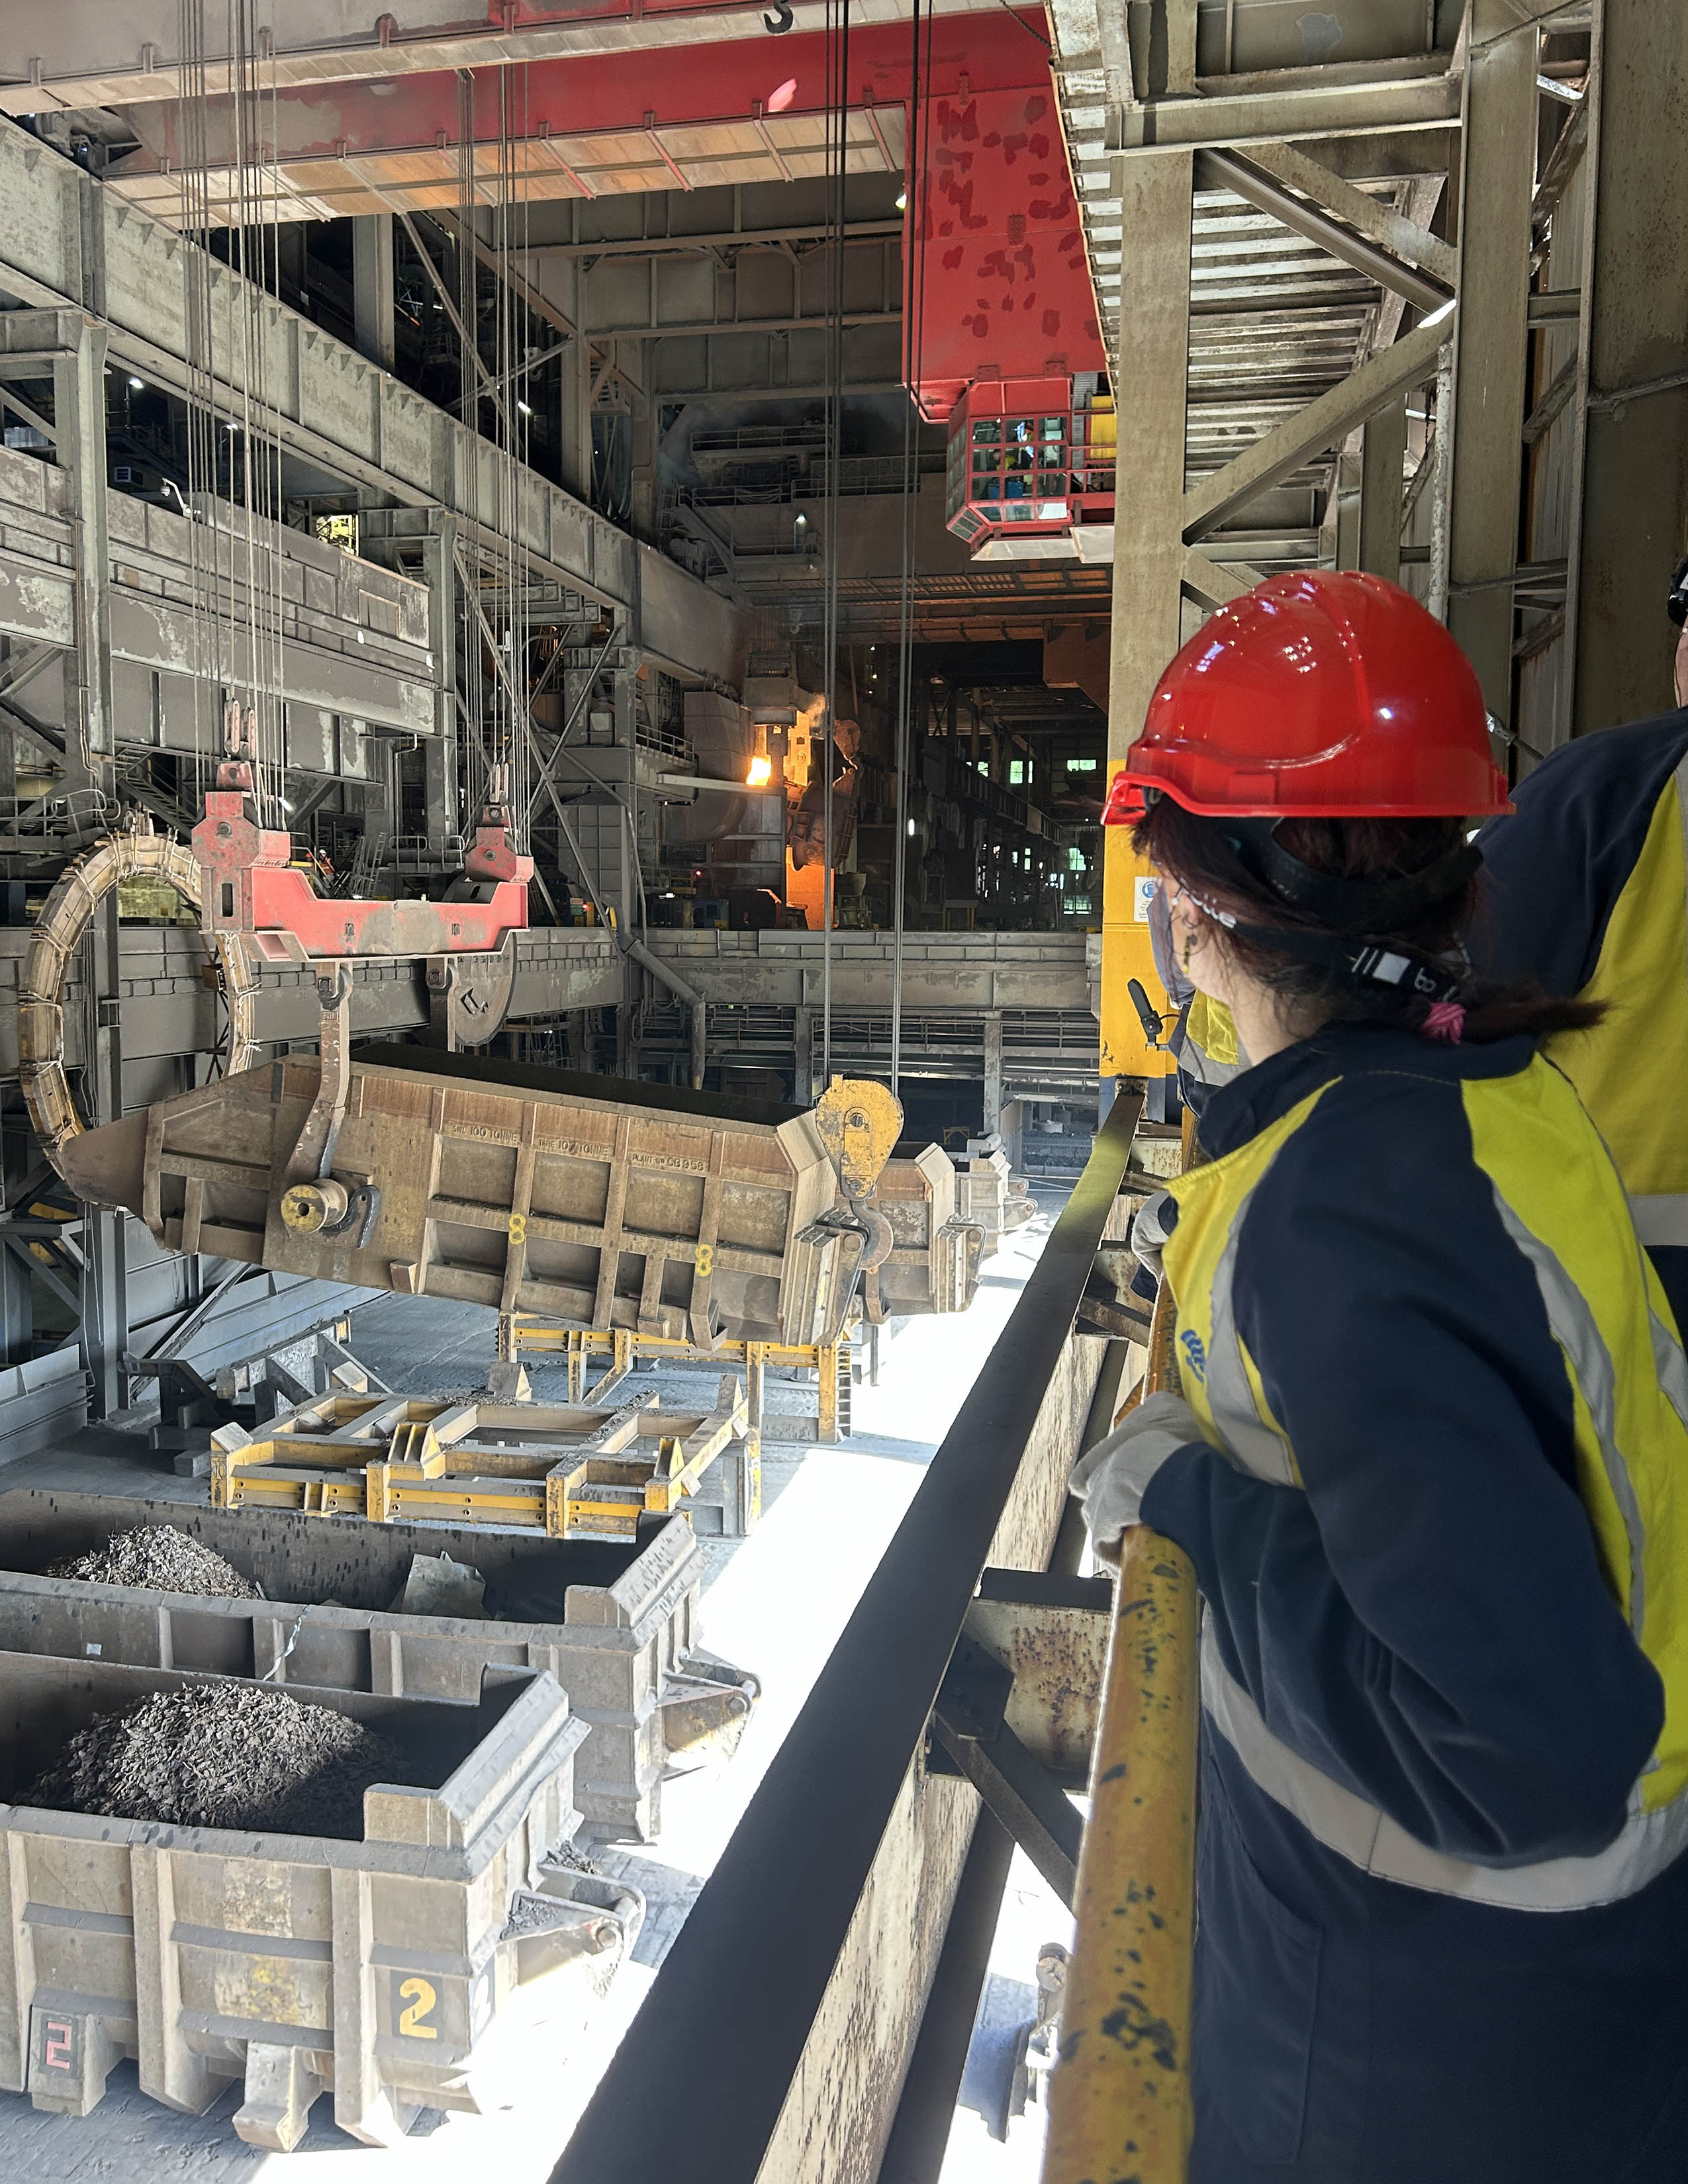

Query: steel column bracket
left=426, top=937, right=518, bottom=1052
left=659, top=1662, right=761, bottom=1772
left=275, top=1034, right=385, bottom=1242
left=963, top=1570, right=1113, bottom=1778
left=928, top=1633, right=1088, bottom=1912
left=283, top=966, right=354, bottom=1192
left=1076, top=1246, right=1154, bottom=1342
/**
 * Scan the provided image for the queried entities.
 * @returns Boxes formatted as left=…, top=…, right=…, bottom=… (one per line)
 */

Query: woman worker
left=1072, top=571, right=1688, bottom=2183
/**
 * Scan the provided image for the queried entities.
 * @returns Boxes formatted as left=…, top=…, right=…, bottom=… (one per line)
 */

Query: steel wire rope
left=495, top=62, right=523, bottom=855
left=890, top=0, right=935, bottom=1101
left=231, top=5, right=262, bottom=820
left=261, top=20, right=290, bottom=836
left=258, top=9, right=279, bottom=819
left=456, top=68, right=488, bottom=853
left=177, top=0, right=220, bottom=815
left=819, top=0, right=853, bottom=1089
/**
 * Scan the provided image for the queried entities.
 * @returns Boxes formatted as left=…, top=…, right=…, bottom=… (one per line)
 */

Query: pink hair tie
left=1421, top=1000, right=1466, bottom=1044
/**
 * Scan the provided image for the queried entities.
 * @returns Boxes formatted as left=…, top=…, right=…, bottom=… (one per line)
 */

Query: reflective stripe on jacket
left=1148, top=1023, right=1688, bottom=1913
left=1476, top=712, right=1688, bottom=1256
left=1172, top=991, right=1249, bottom=1097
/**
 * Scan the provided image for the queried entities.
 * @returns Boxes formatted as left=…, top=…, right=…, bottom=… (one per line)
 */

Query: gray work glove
left=1069, top=1390, right=1204, bottom=1550
left=1129, top=1189, right=1178, bottom=1289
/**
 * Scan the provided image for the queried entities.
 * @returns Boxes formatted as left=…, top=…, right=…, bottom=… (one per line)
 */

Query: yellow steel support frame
left=502, top=1316, right=853, bottom=1445
left=818, top=1338, right=841, bottom=1444
left=1045, top=1146, right=1200, bottom=2181
left=209, top=1385, right=755, bottom=1540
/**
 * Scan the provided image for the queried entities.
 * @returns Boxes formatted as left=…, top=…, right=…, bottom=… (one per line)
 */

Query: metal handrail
left=549, top=1090, right=1143, bottom=2184
left=1043, top=1152, right=1201, bottom=2181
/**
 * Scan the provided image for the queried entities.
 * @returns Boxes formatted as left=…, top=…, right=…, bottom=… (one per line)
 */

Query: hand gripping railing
left=1043, top=1140, right=1201, bottom=2184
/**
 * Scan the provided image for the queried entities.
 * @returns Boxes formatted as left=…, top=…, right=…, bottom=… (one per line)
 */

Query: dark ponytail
left=1135, top=799, right=1603, bottom=1045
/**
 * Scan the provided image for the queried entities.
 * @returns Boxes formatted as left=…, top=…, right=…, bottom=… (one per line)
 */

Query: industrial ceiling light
left=793, top=510, right=810, bottom=549
left=895, top=191, right=908, bottom=212
left=517, top=398, right=532, bottom=416
left=128, top=375, right=144, bottom=390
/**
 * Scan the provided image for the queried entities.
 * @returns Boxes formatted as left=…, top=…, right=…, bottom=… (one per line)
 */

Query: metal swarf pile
left=20, top=1686, right=411, bottom=1838
left=46, top=1523, right=258, bottom=1598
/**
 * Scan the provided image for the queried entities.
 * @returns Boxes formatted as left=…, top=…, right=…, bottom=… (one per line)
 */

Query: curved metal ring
left=18, top=824, right=261, bottom=1174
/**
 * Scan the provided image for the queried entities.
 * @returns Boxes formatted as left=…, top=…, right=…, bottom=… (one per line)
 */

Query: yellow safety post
left=1098, top=806, right=1176, bottom=1087
left=1044, top=1226, right=1201, bottom=2181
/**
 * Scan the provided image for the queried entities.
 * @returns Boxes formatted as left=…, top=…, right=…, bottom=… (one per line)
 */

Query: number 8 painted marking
left=695, top=1244, right=713, bottom=1278
left=397, top=1976, right=439, bottom=2039
left=508, top=1212, right=527, bottom=1247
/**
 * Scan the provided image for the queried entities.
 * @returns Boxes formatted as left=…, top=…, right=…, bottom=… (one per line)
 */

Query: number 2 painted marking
left=397, top=1976, right=439, bottom=2039
left=42, top=2019, right=75, bottom=2071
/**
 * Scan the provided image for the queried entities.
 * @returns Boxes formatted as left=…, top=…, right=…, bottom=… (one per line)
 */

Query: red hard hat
left=1103, top=570, right=1512, bottom=825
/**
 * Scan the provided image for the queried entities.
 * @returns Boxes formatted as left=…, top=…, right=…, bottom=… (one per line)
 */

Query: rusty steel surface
left=966, top=1572, right=1111, bottom=1781
left=61, top=1045, right=886, bottom=1349
left=193, top=782, right=532, bottom=961
left=1045, top=1173, right=1201, bottom=2184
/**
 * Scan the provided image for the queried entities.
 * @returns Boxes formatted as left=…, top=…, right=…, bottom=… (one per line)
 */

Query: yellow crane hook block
left=813, top=1076, right=904, bottom=1202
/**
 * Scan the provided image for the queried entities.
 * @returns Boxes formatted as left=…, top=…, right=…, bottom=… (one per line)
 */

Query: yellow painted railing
left=1043, top=1185, right=1201, bottom=2181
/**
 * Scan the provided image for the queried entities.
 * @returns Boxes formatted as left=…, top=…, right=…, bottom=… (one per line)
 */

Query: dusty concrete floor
left=0, top=1187, right=1074, bottom=2180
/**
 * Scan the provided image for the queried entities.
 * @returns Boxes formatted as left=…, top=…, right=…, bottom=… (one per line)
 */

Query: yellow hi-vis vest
left=1163, top=1051, right=1688, bottom=1911
left=1175, top=991, right=1247, bottom=1091
left=1545, top=754, right=1688, bottom=1249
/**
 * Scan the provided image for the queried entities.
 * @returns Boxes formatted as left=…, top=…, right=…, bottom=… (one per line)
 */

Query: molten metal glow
left=746, top=756, right=773, bottom=787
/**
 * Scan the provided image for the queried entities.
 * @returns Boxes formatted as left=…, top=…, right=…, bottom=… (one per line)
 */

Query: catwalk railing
left=550, top=1087, right=1142, bottom=2184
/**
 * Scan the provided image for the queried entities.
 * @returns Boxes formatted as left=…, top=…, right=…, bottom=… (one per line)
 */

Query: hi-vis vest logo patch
left=1180, top=1329, right=1207, bottom=1383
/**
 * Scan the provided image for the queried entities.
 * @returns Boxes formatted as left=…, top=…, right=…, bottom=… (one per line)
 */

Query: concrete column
left=353, top=215, right=397, bottom=375
left=1448, top=11, right=1538, bottom=721
left=792, top=1005, right=814, bottom=1104
left=0, top=1245, right=29, bottom=1365
left=81, top=891, right=127, bottom=1415
left=424, top=513, right=459, bottom=840
left=532, top=250, right=590, bottom=504
left=1105, top=153, right=1193, bottom=755
left=1332, top=447, right=1362, bottom=571
left=568, top=331, right=594, bottom=507
left=613, top=666, right=640, bottom=935
left=1359, top=394, right=1407, bottom=582
left=997, top=1096, right=1023, bottom=1175
left=51, top=315, right=113, bottom=793
left=982, top=1011, right=1004, bottom=1134
left=629, top=340, right=657, bottom=537
left=1571, top=0, right=1688, bottom=731
left=0, top=651, right=17, bottom=804
left=1101, top=152, right=1192, bottom=1073
left=0, top=1119, right=32, bottom=1361
left=360, top=744, right=397, bottom=852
